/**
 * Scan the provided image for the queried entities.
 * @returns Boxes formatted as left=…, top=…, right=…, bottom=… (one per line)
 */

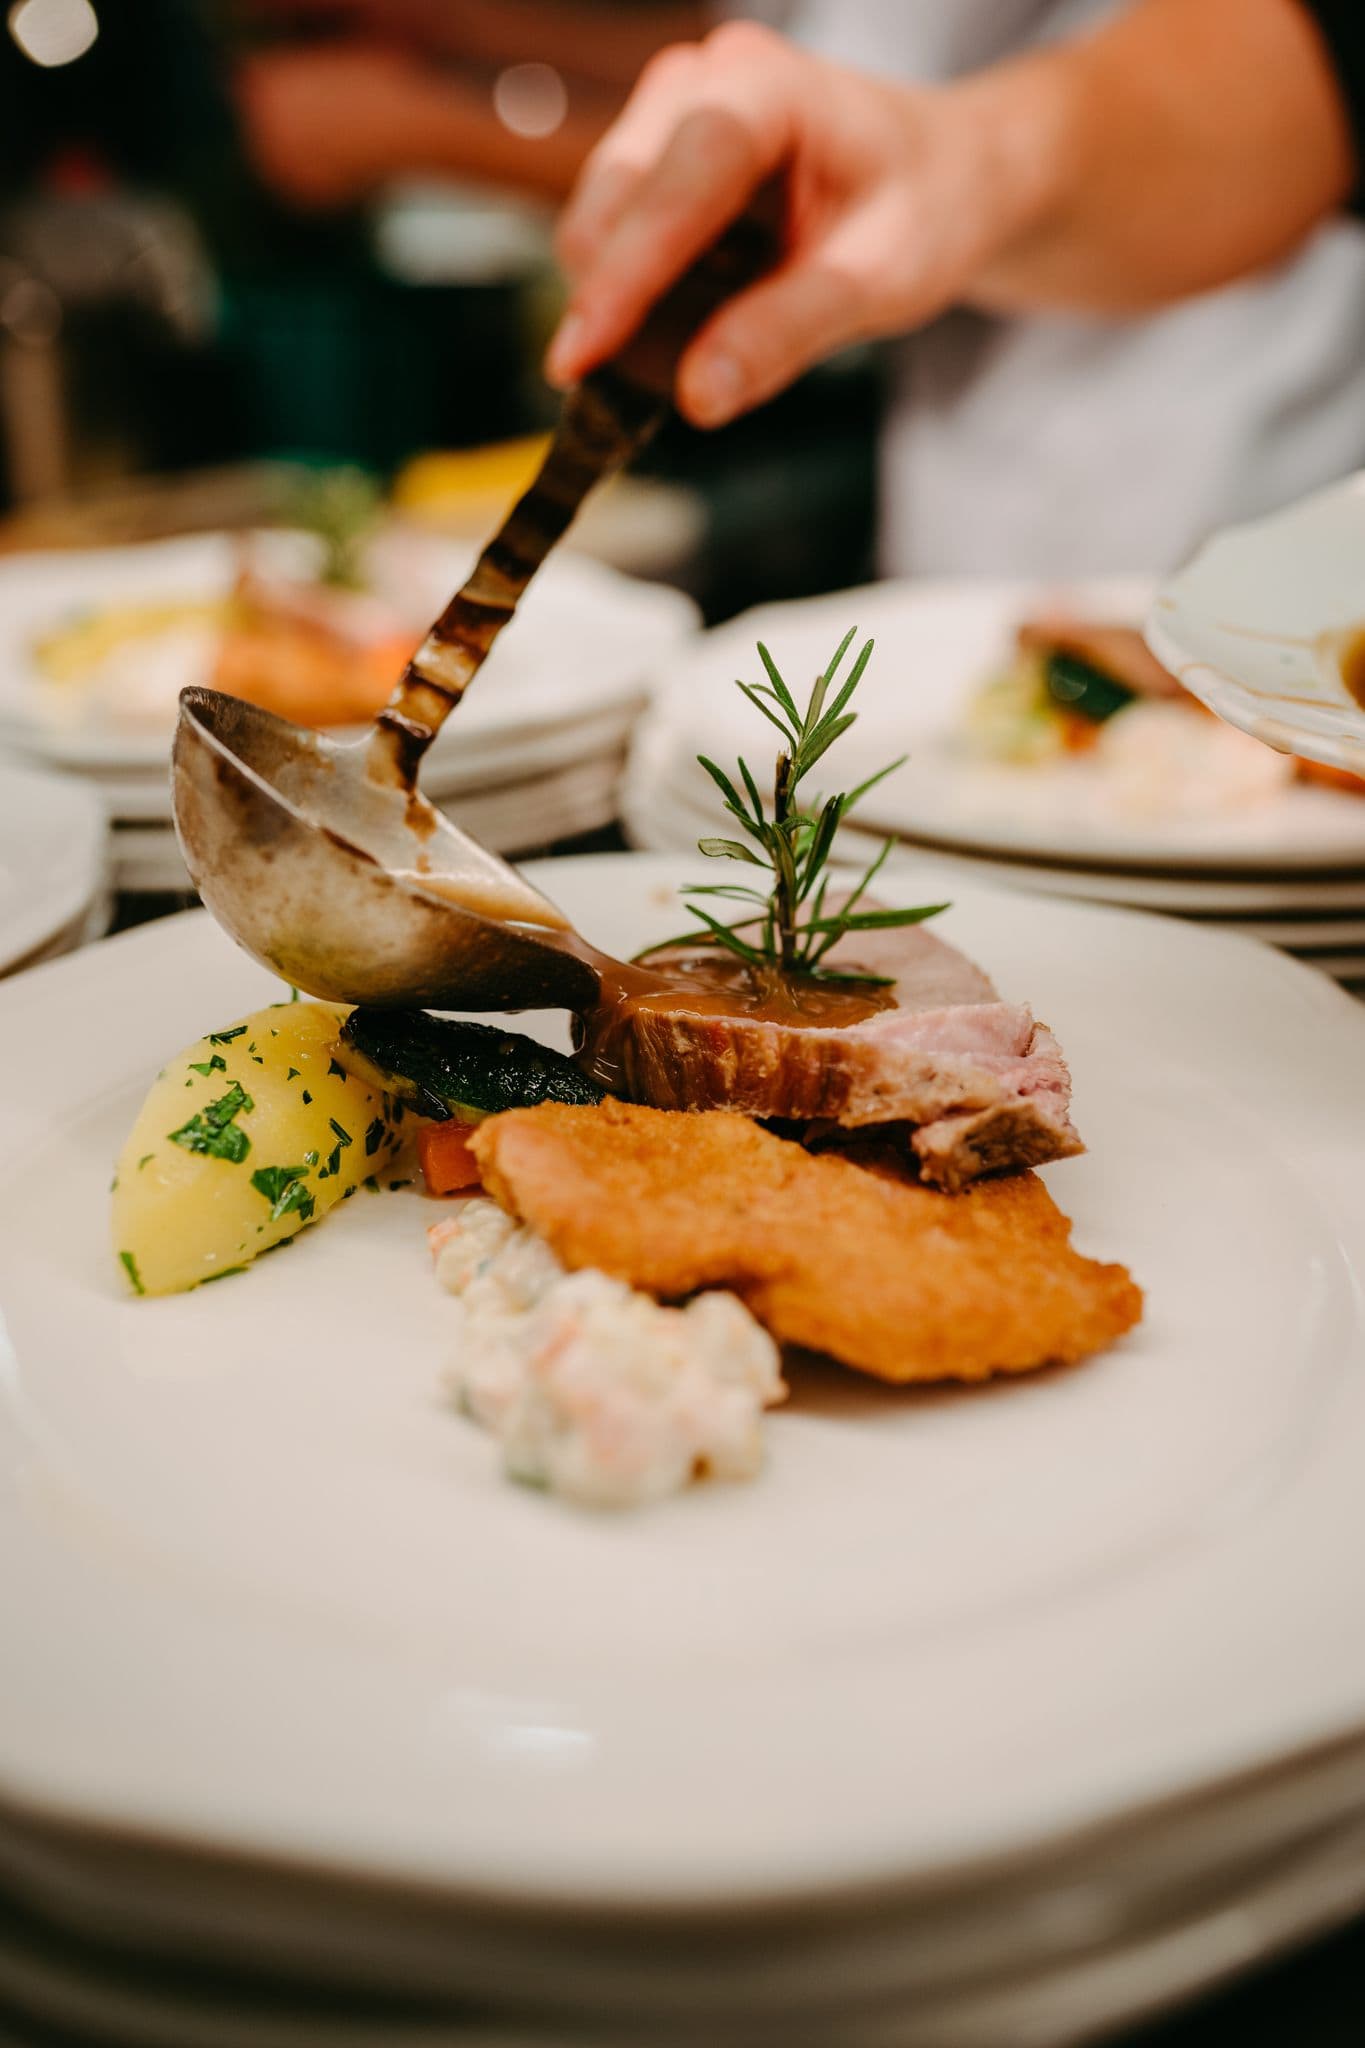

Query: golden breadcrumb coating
left=470, top=1101, right=1142, bottom=1384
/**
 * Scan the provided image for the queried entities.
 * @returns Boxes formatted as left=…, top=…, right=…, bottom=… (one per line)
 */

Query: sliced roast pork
left=580, top=917, right=1082, bottom=1193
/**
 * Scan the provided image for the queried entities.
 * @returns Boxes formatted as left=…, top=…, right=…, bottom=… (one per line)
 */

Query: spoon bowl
left=173, top=688, right=607, bottom=1013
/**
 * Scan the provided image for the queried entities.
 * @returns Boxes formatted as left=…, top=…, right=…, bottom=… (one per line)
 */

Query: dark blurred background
left=0, top=0, right=880, bottom=620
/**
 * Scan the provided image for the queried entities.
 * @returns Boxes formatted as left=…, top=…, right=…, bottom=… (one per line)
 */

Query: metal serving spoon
left=173, top=204, right=776, bottom=1014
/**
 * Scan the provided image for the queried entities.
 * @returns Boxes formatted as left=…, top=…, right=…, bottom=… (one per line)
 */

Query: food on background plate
left=111, top=1001, right=404, bottom=1296
left=32, top=474, right=422, bottom=735
left=965, top=613, right=1313, bottom=816
left=210, top=570, right=419, bottom=729
left=472, top=1101, right=1141, bottom=1385
left=430, top=1198, right=784, bottom=1507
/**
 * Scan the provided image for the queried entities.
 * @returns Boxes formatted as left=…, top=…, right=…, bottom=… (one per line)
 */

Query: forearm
left=359, top=67, right=609, bottom=201
left=236, top=43, right=613, bottom=209
left=963, top=0, right=1356, bottom=315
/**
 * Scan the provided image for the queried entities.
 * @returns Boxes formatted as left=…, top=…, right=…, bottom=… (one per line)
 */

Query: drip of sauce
left=1340, top=627, right=1365, bottom=709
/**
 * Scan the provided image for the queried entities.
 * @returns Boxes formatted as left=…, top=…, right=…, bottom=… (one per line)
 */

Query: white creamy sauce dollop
left=430, top=1199, right=786, bottom=1508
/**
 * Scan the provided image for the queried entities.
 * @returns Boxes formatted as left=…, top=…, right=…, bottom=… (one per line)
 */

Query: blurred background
left=0, top=0, right=879, bottom=617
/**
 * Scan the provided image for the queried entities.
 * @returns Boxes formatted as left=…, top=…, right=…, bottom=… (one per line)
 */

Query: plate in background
left=0, top=760, right=107, bottom=976
left=630, top=577, right=1365, bottom=873
left=1148, top=471, right=1365, bottom=780
left=0, top=531, right=696, bottom=776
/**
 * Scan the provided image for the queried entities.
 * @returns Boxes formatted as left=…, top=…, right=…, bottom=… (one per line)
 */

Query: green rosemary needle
left=638, top=628, right=948, bottom=985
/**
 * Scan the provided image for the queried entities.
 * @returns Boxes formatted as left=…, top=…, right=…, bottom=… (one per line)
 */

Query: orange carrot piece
left=418, top=1120, right=483, bottom=1196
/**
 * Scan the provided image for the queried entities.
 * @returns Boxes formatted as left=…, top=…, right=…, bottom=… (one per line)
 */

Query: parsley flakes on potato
left=112, top=1000, right=403, bottom=1296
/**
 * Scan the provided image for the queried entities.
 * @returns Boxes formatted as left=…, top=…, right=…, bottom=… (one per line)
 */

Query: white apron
left=770, top=0, right=1365, bottom=576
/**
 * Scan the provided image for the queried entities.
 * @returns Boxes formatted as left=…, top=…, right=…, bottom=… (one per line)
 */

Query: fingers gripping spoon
left=173, top=205, right=776, bottom=1014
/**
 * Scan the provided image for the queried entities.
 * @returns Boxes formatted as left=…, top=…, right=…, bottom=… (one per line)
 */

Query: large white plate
left=4, top=854, right=1365, bottom=1916
left=1148, top=471, right=1365, bottom=780
left=0, top=531, right=696, bottom=777
left=0, top=759, right=106, bottom=976
left=631, top=578, right=1365, bottom=872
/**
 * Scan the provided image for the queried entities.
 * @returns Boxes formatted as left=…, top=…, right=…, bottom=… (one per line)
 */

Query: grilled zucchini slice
left=338, top=1009, right=603, bottom=1122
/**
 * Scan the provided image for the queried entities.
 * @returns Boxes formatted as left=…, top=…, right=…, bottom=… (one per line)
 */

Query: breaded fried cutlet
left=470, top=1101, right=1143, bottom=1384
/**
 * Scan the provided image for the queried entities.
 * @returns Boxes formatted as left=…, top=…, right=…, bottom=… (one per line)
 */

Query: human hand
left=544, top=20, right=1058, bottom=426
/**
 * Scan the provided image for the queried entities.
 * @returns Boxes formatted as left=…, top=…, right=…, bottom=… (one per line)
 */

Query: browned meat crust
left=471, top=1101, right=1142, bottom=1384
left=590, top=920, right=1083, bottom=1191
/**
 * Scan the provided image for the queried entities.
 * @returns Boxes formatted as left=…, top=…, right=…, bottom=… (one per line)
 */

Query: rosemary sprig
left=639, top=629, right=948, bottom=984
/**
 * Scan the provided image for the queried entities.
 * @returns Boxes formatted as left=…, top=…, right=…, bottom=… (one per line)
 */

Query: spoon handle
left=367, top=197, right=780, bottom=788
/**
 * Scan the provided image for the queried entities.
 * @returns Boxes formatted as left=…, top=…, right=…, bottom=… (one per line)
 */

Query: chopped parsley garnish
left=169, top=1081, right=254, bottom=1163
left=119, top=1250, right=145, bottom=1296
left=323, top=1144, right=342, bottom=1178
left=329, top=1118, right=352, bottom=1147
left=303, top=1150, right=319, bottom=1166
left=250, top=1163, right=316, bottom=1224
left=137, top=1153, right=153, bottom=1170
left=208, top=1025, right=248, bottom=1046
left=327, top=1057, right=347, bottom=1080
left=286, top=1067, right=299, bottom=1080
left=362, top=1175, right=380, bottom=1193
left=300, top=1090, right=312, bottom=1106
left=364, top=1117, right=386, bottom=1157
left=388, top=1178, right=412, bottom=1191
left=196, top=1264, right=247, bottom=1287
left=188, top=1054, right=227, bottom=1077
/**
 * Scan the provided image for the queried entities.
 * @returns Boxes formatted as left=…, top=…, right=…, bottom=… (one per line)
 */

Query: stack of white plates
left=6, top=852, right=1365, bottom=2044
left=623, top=578, right=1365, bottom=994
left=0, top=532, right=699, bottom=895
left=0, top=759, right=108, bottom=976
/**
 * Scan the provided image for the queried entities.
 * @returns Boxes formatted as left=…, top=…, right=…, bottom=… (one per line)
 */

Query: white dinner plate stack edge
left=0, top=760, right=109, bottom=977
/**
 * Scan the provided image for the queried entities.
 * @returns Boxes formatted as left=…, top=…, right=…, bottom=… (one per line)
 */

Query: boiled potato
left=112, top=1001, right=405, bottom=1296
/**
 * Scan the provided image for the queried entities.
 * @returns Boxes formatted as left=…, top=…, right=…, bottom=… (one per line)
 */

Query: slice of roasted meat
left=471, top=1101, right=1142, bottom=1384
left=580, top=918, right=1082, bottom=1193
